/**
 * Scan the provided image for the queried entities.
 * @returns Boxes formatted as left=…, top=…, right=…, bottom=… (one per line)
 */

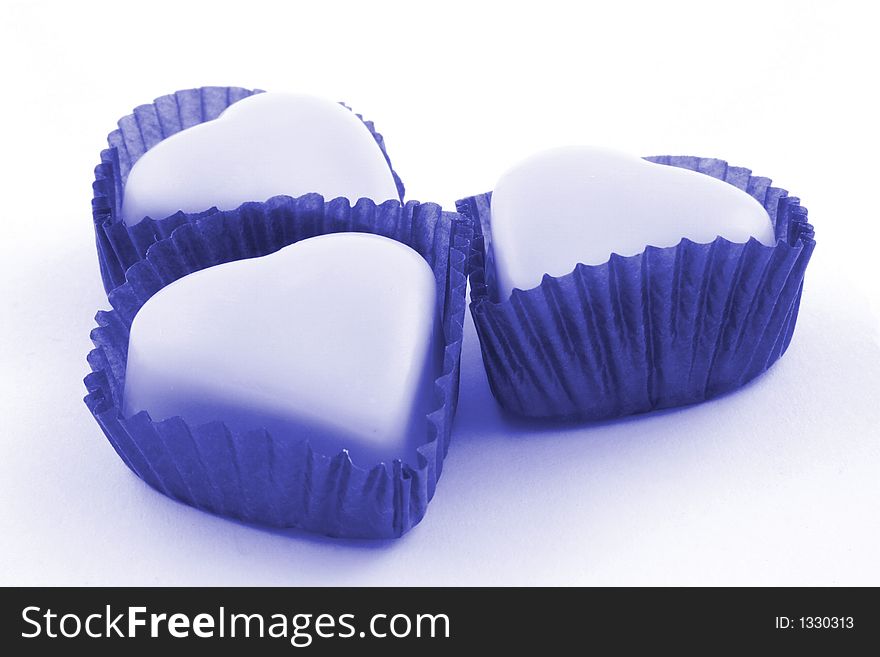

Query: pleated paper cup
left=457, top=156, right=816, bottom=420
left=91, top=86, right=405, bottom=294
left=84, top=194, right=470, bottom=539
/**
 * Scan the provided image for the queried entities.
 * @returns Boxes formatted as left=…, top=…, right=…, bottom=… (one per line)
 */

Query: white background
left=1, top=0, right=878, bottom=585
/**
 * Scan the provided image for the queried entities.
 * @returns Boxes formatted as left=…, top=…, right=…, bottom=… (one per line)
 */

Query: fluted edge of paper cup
left=91, top=86, right=406, bottom=293
left=456, top=155, right=816, bottom=419
left=83, top=194, right=470, bottom=539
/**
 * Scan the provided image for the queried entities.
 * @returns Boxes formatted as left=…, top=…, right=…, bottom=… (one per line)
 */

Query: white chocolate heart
left=121, top=92, right=400, bottom=226
left=489, top=146, right=775, bottom=300
left=123, top=233, right=439, bottom=467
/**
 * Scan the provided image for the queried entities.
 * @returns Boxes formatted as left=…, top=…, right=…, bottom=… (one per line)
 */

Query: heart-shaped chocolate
left=123, top=232, right=440, bottom=468
left=459, top=153, right=814, bottom=421
left=121, top=92, right=401, bottom=225
left=489, top=146, right=776, bottom=300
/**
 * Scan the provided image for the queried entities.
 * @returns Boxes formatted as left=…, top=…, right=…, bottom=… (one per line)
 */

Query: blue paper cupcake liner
left=91, top=86, right=406, bottom=294
left=83, top=194, right=471, bottom=539
left=456, top=156, right=816, bottom=420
